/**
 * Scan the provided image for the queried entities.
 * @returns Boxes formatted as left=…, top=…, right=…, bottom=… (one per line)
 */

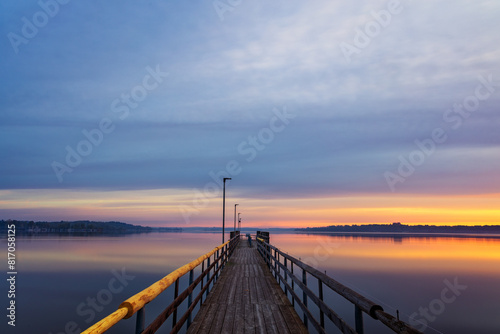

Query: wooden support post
left=274, top=249, right=278, bottom=280
left=206, top=257, right=211, bottom=299
left=318, top=280, right=324, bottom=329
left=268, top=244, right=271, bottom=270
left=284, top=257, right=288, bottom=299
left=225, top=243, right=228, bottom=263
left=222, top=244, right=226, bottom=269
left=172, top=279, right=179, bottom=329
left=135, top=307, right=145, bottom=334
left=215, top=250, right=219, bottom=280
left=200, top=261, right=204, bottom=305
left=302, top=269, right=308, bottom=330
left=291, top=262, right=295, bottom=307
left=187, top=269, right=194, bottom=328
left=355, top=305, right=364, bottom=334
left=277, top=252, right=281, bottom=282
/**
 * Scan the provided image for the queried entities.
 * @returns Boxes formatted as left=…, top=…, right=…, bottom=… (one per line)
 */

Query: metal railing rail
left=256, top=238, right=422, bottom=334
left=82, top=235, right=240, bottom=334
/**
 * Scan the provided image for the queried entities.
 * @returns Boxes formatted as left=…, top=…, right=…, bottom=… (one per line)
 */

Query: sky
left=0, top=0, right=499, bottom=228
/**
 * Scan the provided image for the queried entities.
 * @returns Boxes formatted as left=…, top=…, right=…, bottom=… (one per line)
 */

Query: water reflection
left=272, top=233, right=500, bottom=333
left=272, top=233, right=500, bottom=274
left=14, top=233, right=222, bottom=273
left=2, top=232, right=499, bottom=334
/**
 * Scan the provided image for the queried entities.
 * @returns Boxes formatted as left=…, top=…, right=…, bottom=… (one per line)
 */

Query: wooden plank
left=268, top=304, right=290, bottom=334
left=187, top=242, right=307, bottom=334
left=226, top=274, right=237, bottom=305
left=208, top=303, right=227, bottom=334
left=253, top=304, right=266, bottom=334
left=232, top=300, right=245, bottom=334
left=269, top=275, right=290, bottom=305
left=221, top=303, right=235, bottom=334
left=261, top=303, right=279, bottom=334
left=278, top=304, right=309, bottom=334
left=254, top=276, right=267, bottom=304
left=242, top=276, right=250, bottom=305
left=249, top=276, right=259, bottom=304
left=258, top=276, right=273, bottom=305
left=189, top=302, right=216, bottom=334
left=216, top=275, right=231, bottom=304
left=243, top=298, right=256, bottom=334
left=233, top=274, right=244, bottom=306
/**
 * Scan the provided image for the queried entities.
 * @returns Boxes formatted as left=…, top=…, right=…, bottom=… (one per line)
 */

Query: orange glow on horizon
left=0, top=189, right=499, bottom=228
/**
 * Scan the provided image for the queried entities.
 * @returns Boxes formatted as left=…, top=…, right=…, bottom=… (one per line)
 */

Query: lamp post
left=234, top=204, right=239, bottom=232
left=238, top=213, right=241, bottom=231
left=222, top=177, right=231, bottom=243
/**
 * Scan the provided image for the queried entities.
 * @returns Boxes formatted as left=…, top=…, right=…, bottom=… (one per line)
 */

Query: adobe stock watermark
left=339, top=0, right=408, bottom=63
left=49, top=267, right=135, bottom=334
left=409, top=277, right=467, bottom=332
left=7, top=0, right=72, bottom=54
left=179, top=106, right=296, bottom=223
left=51, top=64, right=168, bottom=183
left=300, top=237, right=341, bottom=269
left=384, top=73, right=499, bottom=192
left=213, top=0, right=244, bottom=21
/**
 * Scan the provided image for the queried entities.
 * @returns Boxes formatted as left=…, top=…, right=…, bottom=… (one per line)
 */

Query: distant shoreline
left=295, top=222, right=500, bottom=239
left=295, top=231, right=500, bottom=239
left=3, top=220, right=500, bottom=239
left=0, top=220, right=181, bottom=235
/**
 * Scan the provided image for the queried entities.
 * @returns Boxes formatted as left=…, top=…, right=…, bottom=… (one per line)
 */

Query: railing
left=256, top=238, right=423, bottom=334
left=82, top=235, right=240, bottom=334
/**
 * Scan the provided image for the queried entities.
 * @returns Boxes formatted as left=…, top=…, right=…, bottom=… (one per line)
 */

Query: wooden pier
left=82, top=233, right=422, bottom=334
left=187, top=241, right=308, bottom=334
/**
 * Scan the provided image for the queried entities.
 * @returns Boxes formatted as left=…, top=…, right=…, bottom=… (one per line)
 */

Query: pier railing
left=256, top=237, right=422, bottom=334
left=82, top=235, right=240, bottom=334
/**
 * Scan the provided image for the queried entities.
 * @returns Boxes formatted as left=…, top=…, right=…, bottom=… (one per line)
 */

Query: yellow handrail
left=81, top=239, right=232, bottom=334
left=81, top=308, right=128, bottom=334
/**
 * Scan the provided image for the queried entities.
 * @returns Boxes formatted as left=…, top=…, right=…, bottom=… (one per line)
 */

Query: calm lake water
left=1, top=232, right=499, bottom=334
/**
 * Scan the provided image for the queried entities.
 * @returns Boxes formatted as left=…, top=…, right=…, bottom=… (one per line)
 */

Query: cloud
left=0, top=0, right=499, bottom=225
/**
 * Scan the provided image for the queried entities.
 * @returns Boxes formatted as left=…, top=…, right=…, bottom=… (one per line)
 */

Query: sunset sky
left=1, top=1, right=499, bottom=228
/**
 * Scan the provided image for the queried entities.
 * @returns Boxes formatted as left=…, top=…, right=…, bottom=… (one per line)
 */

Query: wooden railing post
left=200, top=261, right=204, bottom=305
left=135, top=307, right=145, bottom=334
left=355, top=305, right=364, bottom=334
left=318, top=280, right=324, bottom=328
left=302, top=269, right=308, bottom=329
left=274, top=249, right=278, bottom=280
left=278, top=252, right=281, bottom=280
left=268, top=244, right=271, bottom=269
left=291, top=262, right=295, bottom=307
left=284, top=257, right=288, bottom=298
left=172, top=279, right=179, bottom=329
left=187, top=269, right=194, bottom=328
left=215, top=250, right=219, bottom=279
left=206, top=257, right=211, bottom=299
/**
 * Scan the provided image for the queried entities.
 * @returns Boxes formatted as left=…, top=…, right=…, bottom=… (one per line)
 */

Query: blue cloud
left=0, top=0, right=499, bottom=199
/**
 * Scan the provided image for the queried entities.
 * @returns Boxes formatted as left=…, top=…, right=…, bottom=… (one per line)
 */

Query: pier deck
left=187, top=241, right=308, bottom=334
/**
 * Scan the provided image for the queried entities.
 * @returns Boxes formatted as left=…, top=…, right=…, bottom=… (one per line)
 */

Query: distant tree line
left=296, top=222, right=500, bottom=234
left=0, top=220, right=173, bottom=234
